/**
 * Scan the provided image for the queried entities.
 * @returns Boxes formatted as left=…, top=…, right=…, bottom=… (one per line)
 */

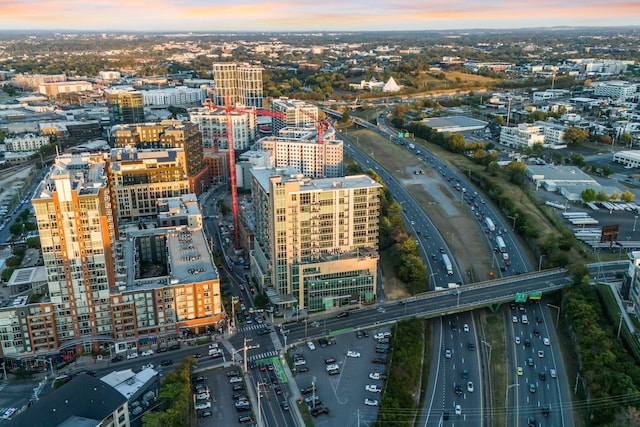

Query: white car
left=512, top=316, right=518, bottom=323
left=195, top=402, right=212, bottom=410
left=543, top=337, right=550, bottom=346
left=347, top=351, right=361, bottom=358
left=365, top=384, right=382, bottom=393
left=369, top=372, right=381, bottom=380
left=307, top=341, right=316, bottom=351
left=141, top=363, right=154, bottom=370
left=550, top=368, right=557, bottom=378
left=445, top=348, right=452, bottom=359
left=515, top=337, right=521, bottom=345
left=364, top=398, right=379, bottom=406
left=463, top=324, right=469, bottom=332
left=538, top=350, right=545, bottom=358
left=455, top=404, right=462, bottom=415
left=141, top=349, right=154, bottom=356
left=127, top=352, right=139, bottom=359
left=229, top=376, right=243, bottom=384
left=195, top=393, right=210, bottom=401
left=467, top=381, right=474, bottom=392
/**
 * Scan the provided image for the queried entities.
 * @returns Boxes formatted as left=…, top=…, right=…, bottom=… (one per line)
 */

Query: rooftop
left=101, top=367, right=157, bottom=400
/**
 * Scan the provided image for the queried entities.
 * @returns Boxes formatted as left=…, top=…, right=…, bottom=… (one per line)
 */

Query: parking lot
left=194, top=366, right=256, bottom=426
left=288, top=328, right=391, bottom=426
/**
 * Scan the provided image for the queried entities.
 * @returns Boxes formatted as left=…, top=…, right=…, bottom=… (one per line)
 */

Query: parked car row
left=192, top=375, right=212, bottom=418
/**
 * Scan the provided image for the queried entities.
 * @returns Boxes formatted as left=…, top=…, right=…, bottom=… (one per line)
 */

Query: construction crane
left=214, top=98, right=331, bottom=250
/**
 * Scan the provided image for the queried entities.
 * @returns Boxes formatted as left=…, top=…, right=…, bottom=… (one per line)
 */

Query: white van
left=521, top=315, right=528, bottom=324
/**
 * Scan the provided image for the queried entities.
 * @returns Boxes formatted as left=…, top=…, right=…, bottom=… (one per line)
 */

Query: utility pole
left=232, top=336, right=259, bottom=374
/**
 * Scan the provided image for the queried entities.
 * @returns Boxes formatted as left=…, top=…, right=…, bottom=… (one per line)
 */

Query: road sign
left=404, top=132, right=410, bottom=137
left=397, top=132, right=403, bottom=138
left=529, top=291, right=542, bottom=300
left=515, top=293, right=527, bottom=303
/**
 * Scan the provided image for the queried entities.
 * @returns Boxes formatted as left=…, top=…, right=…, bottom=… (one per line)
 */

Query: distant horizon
left=0, top=25, right=639, bottom=36
left=1, top=1, right=639, bottom=33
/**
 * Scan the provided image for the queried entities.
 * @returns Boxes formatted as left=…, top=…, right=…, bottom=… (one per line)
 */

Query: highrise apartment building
left=212, top=63, right=263, bottom=108
left=108, top=147, right=191, bottom=221
left=106, top=88, right=145, bottom=124
left=113, top=120, right=209, bottom=194
left=0, top=155, right=223, bottom=361
left=250, top=169, right=381, bottom=311
left=270, top=98, right=319, bottom=135
left=257, top=128, right=343, bottom=178
left=189, top=106, right=257, bottom=151
left=32, top=154, right=118, bottom=351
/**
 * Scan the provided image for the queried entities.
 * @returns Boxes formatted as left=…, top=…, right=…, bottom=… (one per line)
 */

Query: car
left=467, top=342, right=475, bottom=351
left=533, top=328, right=539, bottom=336
left=524, top=338, right=531, bottom=347
left=76, top=370, right=97, bottom=377
left=238, top=415, right=253, bottom=423
left=157, top=347, right=168, bottom=353
left=301, top=385, right=317, bottom=395
left=347, top=350, right=361, bottom=358
left=369, top=372, right=381, bottom=380
left=372, top=357, right=388, bottom=364
left=199, top=411, right=212, bottom=418
left=527, top=357, right=534, bottom=366
left=364, top=398, right=379, bottom=406
left=518, top=304, right=525, bottom=311
left=281, top=400, right=290, bottom=411
left=307, top=341, right=316, bottom=350
left=542, top=405, right=550, bottom=416
left=196, top=392, right=210, bottom=401
left=195, top=402, right=212, bottom=410
left=232, top=385, right=245, bottom=392
left=550, top=368, right=557, bottom=378
left=324, top=357, right=336, bottom=364
left=111, top=355, right=124, bottom=363
left=467, top=381, right=474, bottom=392
left=336, top=311, right=350, bottom=318
left=515, top=337, right=521, bottom=345
left=305, top=396, right=322, bottom=406
left=127, top=352, right=139, bottom=359
left=528, top=416, right=537, bottom=427
left=141, top=349, right=154, bottom=356
left=517, top=367, right=523, bottom=376
left=463, top=323, right=469, bottom=332
left=432, top=253, right=437, bottom=260
left=539, top=371, right=547, bottom=381
left=529, top=383, right=537, bottom=393
left=192, top=352, right=202, bottom=359
left=536, top=316, right=543, bottom=324
left=296, top=366, right=309, bottom=373
left=310, top=406, right=329, bottom=416
left=461, top=369, right=468, bottom=380
left=538, top=350, right=545, bottom=358
left=168, top=343, right=181, bottom=351
left=257, top=327, right=273, bottom=336
left=229, top=376, right=243, bottom=384
left=443, top=410, right=450, bottom=420
left=445, top=348, right=452, bottom=359
left=192, top=375, right=207, bottom=383
left=227, top=370, right=241, bottom=377
left=455, top=404, right=462, bottom=415
left=366, top=384, right=382, bottom=393
left=543, top=337, right=550, bottom=346
left=510, top=303, right=516, bottom=310
left=160, top=359, right=173, bottom=366
left=512, top=316, right=518, bottom=323
left=454, top=383, right=463, bottom=395
left=363, top=330, right=369, bottom=338
left=356, top=330, right=363, bottom=339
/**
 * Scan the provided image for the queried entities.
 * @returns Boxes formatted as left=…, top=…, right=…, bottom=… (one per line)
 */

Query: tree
left=620, top=133, right=633, bottom=147
left=340, top=110, right=351, bottom=124
left=563, top=127, right=590, bottom=145
left=596, top=190, right=609, bottom=202
left=448, top=133, right=466, bottom=153
left=581, top=188, right=597, bottom=203
left=9, top=222, right=24, bottom=236
left=506, top=161, right=527, bottom=185
left=621, top=190, right=636, bottom=203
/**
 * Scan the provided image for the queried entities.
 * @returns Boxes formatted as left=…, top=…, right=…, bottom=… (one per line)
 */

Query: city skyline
left=1, top=0, right=639, bottom=33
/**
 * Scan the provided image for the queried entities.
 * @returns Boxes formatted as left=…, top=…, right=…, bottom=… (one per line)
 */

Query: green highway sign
left=515, top=293, right=527, bottom=303
left=398, top=132, right=403, bottom=138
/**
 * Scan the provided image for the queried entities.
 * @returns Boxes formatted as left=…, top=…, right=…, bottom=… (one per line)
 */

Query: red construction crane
left=214, top=98, right=331, bottom=250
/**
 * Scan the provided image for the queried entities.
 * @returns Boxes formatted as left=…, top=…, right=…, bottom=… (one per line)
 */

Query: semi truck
left=496, top=236, right=507, bottom=253
left=485, top=217, right=496, bottom=232
left=441, top=254, right=454, bottom=276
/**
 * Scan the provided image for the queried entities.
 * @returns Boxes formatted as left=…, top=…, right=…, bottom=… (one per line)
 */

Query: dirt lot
left=350, top=128, right=493, bottom=296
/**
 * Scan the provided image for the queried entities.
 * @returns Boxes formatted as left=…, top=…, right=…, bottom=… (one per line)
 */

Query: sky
left=0, top=0, right=639, bottom=33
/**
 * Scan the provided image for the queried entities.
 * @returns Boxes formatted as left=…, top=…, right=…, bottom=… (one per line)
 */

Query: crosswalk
left=238, top=324, right=267, bottom=333
left=0, top=383, right=8, bottom=392
left=248, top=350, right=279, bottom=362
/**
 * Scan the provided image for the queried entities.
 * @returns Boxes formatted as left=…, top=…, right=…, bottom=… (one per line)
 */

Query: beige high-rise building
left=250, top=169, right=381, bottom=311
left=108, top=147, right=190, bottom=221
left=212, top=63, right=263, bottom=108
left=32, top=153, right=118, bottom=352
left=258, top=128, right=343, bottom=179
left=189, top=106, right=257, bottom=151
left=270, top=98, right=319, bottom=135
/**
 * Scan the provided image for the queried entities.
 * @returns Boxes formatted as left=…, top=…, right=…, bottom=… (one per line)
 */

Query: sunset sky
left=0, top=0, right=638, bottom=32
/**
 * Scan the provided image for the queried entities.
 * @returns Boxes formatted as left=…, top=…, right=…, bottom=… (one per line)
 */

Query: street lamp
left=429, top=272, right=438, bottom=289
left=505, top=383, right=520, bottom=418
left=507, top=215, right=517, bottom=232
left=547, top=303, right=560, bottom=326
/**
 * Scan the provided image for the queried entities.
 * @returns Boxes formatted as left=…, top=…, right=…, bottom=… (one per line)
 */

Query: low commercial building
left=613, top=151, right=640, bottom=168
left=6, top=374, right=130, bottom=427
left=4, top=133, right=50, bottom=152
left=421, top=116, right=488, bottom=133
left=38, top=81, right=93, bottom=97
left=526, top=165, right=598, bottom=192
